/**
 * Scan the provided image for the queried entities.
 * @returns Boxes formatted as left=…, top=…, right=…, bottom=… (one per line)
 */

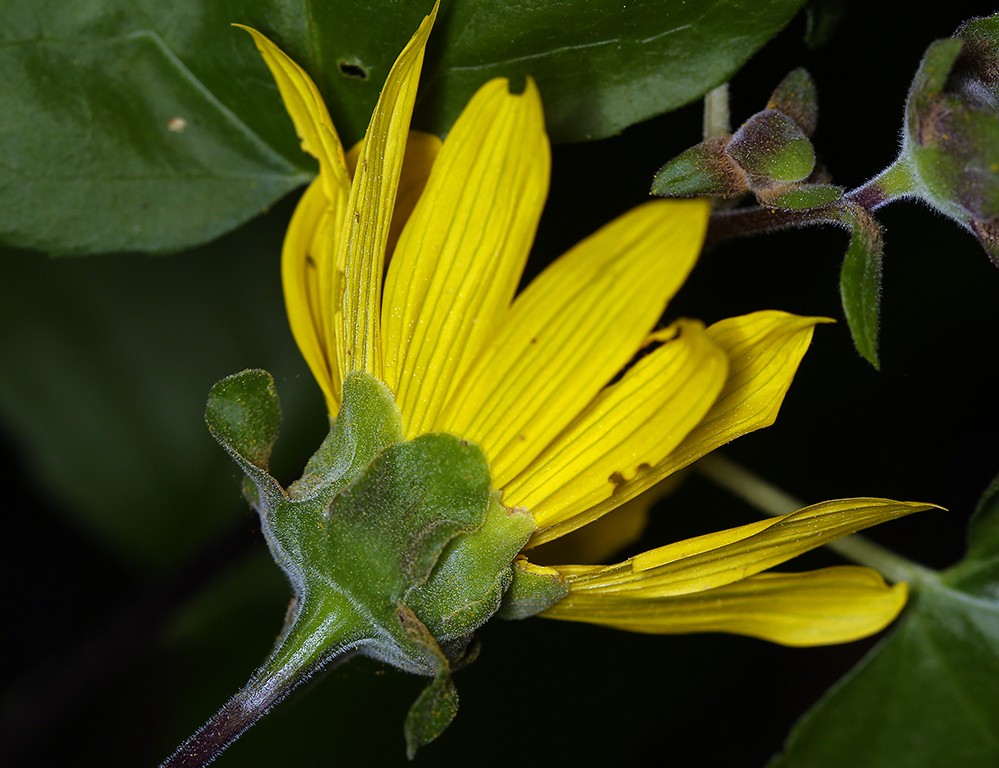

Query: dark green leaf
left=1, top=0, right=806, bottom=255
left=946, top=472, right=999, bottom=599
left=770, top=475, right=999, bottom=768
left=0, top=27, right=312, bottom=256
left=769, top=581, right=999, bottom=768
left=0, top=211, right=326, bottom=571
left=837, top=203, right=883, bottom=369
left=417, top=0, right=807, bottom=144
left=967, top=472, right=999, bottom=563
left=802, top=0, right=844, bottom=49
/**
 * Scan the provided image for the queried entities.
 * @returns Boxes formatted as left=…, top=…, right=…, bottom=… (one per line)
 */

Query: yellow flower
left=239, top=4, right=930, bottom=648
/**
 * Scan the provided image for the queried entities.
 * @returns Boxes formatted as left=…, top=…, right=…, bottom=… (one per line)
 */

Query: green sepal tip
left=767, top=68, right=818, bottom=138
left=497, top=559, right=571, bottom=620
left=760, top=184, right=843, bottom=210
left=205, top=368, right=281, bottom=473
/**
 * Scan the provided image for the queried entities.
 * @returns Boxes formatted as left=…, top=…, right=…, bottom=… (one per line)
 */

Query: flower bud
left=903, top=14, right=999, bottom=265
left=651, top=69, right=819, bottom=200
left=727, top=109, right=816, bottom=189
left=650, top=135, right=748, bottom=198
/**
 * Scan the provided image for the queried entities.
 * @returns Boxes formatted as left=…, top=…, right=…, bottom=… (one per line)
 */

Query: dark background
left=2, top=2, right=997, bottom=766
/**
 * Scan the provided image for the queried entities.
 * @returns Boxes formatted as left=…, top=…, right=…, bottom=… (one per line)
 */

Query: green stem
left=160, top=604, right=365, bottom=768
left=696, top=453, right=938, bottom=585
left=703, top=83, right=731, bottom=140
left=846, top=157, right=918, bottom=211
left=704, top=157, right=916, bottom=247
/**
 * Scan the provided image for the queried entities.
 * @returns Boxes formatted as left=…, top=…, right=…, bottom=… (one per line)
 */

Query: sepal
left=650, top=69, right=821, bottom=202
left=758, top=184, right=842, bottom=211
left=205, top=368, right=281, bottom=473
left=406, top=492, right=535, bottom=641
left=651, top=136, right=746, bottom=198
left=767, top=68, right=818, bottom=138
left=205, top=368, right=285, bottom=507
left=497, top=558, right=570, bottom=620
left=727, top=109, right=816, bottom=187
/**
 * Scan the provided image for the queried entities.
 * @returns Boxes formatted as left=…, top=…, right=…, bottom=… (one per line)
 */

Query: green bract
left=203, top=369, right=533, bottom=757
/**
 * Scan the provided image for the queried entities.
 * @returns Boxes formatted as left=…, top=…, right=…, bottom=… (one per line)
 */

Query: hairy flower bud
left=903, top=14, right=999, bottom=265
left=651, top=69, right=821, bottom=201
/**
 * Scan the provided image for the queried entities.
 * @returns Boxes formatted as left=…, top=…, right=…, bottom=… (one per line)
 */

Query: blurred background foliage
left=2, top=1, right=998, bottom=766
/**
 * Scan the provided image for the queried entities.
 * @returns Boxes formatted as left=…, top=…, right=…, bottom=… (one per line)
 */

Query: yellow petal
left=235, top=25, right=350, bottom=202
left=559, top=498, right=936, bottom=595
left=437, top=199, right=711, bottom=486
left=677, top=310, right=832, bottom=465
left=282, top=178, right=342, bottom=411
left=506, top=319, right=728, bottom=545
left=382, top=78, right=550, bottom=437
left=540, top=566, right=908, bottom=646
left=345, top=130, right=443, bottom=260
left=335, top=2, right=438, bottom=381
left=539, top=310, right=826, bottom=525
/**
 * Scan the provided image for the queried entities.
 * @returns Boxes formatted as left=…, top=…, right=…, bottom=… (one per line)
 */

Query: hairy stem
left=705, top=204, right=838, bottom=247
left=704, top=158, right=915, bottom=246
left=160, top=629, right=360, bottom=768
left=696, top=453, right=939, bottom=586
left=846, top=158, right=918, bottom=211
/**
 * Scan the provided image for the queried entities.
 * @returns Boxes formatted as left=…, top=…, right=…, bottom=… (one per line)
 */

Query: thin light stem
left=703, top=83, right=731, bottom=140
left=696, top=453, right=939, bottom=586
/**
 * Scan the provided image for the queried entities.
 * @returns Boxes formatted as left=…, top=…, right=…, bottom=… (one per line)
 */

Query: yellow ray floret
left=242, top=3, right=439, bottom=411
left=435, top=199, right=710, bottom=486
left=543, top=566, right=908, bottom=646
left=541, top=498, right=935, bottom=645
left=335, top=7, right=437, bottom=381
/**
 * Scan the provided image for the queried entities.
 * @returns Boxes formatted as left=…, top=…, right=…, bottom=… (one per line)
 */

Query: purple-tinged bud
left=650, top=135, right=747, bottom=198
left=728, top=110, right=816, bottom=189
left=903, top=14, right=999, bottom=265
